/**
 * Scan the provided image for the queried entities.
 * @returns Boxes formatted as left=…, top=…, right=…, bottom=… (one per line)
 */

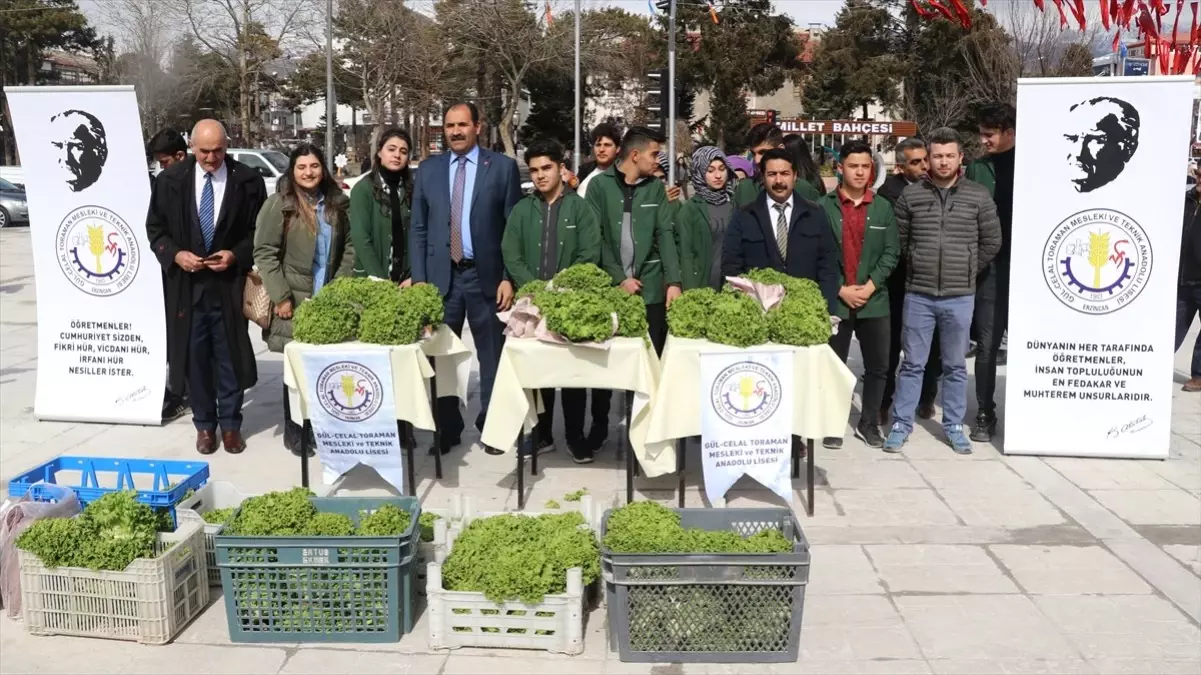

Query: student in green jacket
left=349, top=128, right=413, bottom=284
left=584, top=125, right=682, bottom=450
left=502, top=138, right=602, bottom=465
left=818, top=139, right=899, bottom=451
left=674, top=145, right=735, bottom=291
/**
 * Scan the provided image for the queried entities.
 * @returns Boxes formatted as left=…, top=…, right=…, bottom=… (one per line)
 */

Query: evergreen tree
left=805, top=0, right=905, bottom=120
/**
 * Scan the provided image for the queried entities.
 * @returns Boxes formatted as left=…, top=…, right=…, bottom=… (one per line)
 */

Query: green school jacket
left=501, top=191, right=601, bottom=288
left=674, top=196, right=716, bottom=291
left=349, top=176, right=410, bottom=279
left=585, top=166, right=681, bottom=305
left=818, top=191, right=900, bottom=319
left=965, top=158, right=996, bottom=198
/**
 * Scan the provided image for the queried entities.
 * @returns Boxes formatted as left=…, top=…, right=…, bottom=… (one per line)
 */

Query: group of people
left=142, top=98, right=1199, bottom=463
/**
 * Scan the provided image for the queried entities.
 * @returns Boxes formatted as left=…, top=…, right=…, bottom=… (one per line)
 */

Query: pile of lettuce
left=294, top=277, right=444, bottom=345
left=221, top=487, right=413, bottom=537
left=667, top=268, right=830, bottom=347
left=519, top=263, right=647, bottom=343
left=16, top=491, right=161, bottom=571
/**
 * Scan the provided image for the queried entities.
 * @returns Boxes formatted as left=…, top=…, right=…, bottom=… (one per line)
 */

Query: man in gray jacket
left=885, top=127, right=1001, bottom=454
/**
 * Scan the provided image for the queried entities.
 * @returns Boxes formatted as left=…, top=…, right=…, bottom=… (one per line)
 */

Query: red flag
left=1113, top=29, right=1123, bottom=51
left=1050, top=0, right=1069, bottom=29
left=1068, top=0, right=1087, bottom=30
left=1191, top=1, right=1199, bottom=44
left=1034, top=0, right=1045, bottom=10
left=1122, top=0, right=1138, bottom=26
left=926, top=0, right=958, bottom=22
left=707, top=0, right=719, bottom=24
left=1174, top=0, right=1186, bottom=44
left=544, top=0, right=552, bottom=25
left=910, top=0, right=936, bottom=18
left=1101, top=0, right=1112, bottom=30
left=950, top=0, right=972, bottom=28
left=1159, top=37, right=1171, bottom=71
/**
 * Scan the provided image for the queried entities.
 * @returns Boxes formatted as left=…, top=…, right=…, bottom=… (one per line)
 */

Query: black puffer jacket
left=1182, top=187, right=1201, bottom=285
left=894, top=177, right=1002, bottom=297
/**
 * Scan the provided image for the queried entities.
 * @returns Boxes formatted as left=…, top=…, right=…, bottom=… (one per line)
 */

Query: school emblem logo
left=56, top=205, right=139, bottom=297
left=710, top=361, right=783, bottom=427
left=1042, top=208, right=1152, bottom=315
left=316, top=361, right=383, bottom=423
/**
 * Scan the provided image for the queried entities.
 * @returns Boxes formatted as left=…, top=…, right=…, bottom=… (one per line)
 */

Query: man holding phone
left=146, top=119, right=267, bottom=455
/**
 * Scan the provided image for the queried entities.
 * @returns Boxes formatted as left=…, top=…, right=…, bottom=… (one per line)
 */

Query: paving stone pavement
left=0, top=227, right=1198, bottom=675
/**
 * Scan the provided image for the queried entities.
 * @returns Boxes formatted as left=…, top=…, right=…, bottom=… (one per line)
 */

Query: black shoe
left=855, top=422, right=885, bottom=449
left=530, top=434, right=556, bottom=457
left=162, top=397, right=189, bottom=423
left=969, top=413, right=996, bottom=443
left=430, top=434, right=461, bottom=456
left=822, top=436, right=843, bottom=449
left=586, top=424, right=608, bottom=452
left=917, top=401, right=936, bottom=420
left=567, top=438, right=594, bottom=465
left=966, top=341, right=978, bottom=358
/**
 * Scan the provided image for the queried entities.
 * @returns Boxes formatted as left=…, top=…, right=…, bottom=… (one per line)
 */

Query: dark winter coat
left=1182, top=187, right=1201, bottom=286
left=146, top=156, right=267, bottom=396
left=892, top=177, right=1001, bottom=298
left=721, top=192, right=841, bottom=314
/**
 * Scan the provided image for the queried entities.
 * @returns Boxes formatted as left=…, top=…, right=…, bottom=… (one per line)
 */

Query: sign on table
left=6, top=86, right=166, bottom=425
left=301, top=348, right=404, bottom=491
left=1006, top=75, right=1194, bottom=459
left=700, top=350, right=794, bottom=503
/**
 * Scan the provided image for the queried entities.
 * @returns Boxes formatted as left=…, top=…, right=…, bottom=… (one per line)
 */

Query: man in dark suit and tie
left=722, top=147, right=840, bottom=314
left=146, top=119, right=266, bottom=455
left=410, top=102, right=522, bottom=455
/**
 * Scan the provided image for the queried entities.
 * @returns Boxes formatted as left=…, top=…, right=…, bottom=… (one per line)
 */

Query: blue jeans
left=1176, top=285, right=1201, bottom=378
left=891, top=292, right=975, bottom=433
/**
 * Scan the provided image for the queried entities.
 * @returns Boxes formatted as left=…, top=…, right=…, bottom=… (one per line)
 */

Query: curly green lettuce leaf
left=666, top=287, right=716, bottom=339
left=543, top=292, right=615, bottom=343
left=357, top=503, right=413, bottom=537
left=551, top=263, right=612, bottom=293
left=294, top=294, right=359, bottom=344
left=399, top=283, right=445, bottom=327
left=358, top=290, right=423, bottom=345
left=706, top=290, right=769, bottom=347
left=606, top=287, right=649, bottom=338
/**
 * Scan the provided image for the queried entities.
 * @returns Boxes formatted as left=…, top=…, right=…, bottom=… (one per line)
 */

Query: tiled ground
left=1, top=227, right=1199, bottom=674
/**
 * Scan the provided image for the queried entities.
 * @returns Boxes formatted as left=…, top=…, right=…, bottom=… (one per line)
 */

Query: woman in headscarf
left=674, top=146, right=735, bottom=291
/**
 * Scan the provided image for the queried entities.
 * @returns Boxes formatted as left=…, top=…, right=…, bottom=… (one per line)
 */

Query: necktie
left=449, top=155, right=467, bottom=263
left=199, top=172, right=215, bottom=252
left=773, top=202, right=788, bottom=259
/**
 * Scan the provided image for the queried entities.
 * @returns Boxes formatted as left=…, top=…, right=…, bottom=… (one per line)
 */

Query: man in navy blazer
left=721, top=148, right=840, bottom=313
left=411, top=102, right=522, bottom=454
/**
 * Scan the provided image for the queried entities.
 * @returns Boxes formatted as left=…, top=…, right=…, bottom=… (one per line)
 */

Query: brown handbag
left=244, top=213, right=289, bottom=330
left=243, top=269, right=272, bottom=330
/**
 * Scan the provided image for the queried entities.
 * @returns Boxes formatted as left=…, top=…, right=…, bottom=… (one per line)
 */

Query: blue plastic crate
left=7, top=456, right=210, bottom=526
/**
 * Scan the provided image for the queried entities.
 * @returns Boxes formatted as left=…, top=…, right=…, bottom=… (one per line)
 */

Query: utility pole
left=667, top=0, right=677, bottom=185
left=325, top=0, right=336, bottom=165
left=574, top=0, right=581, bottom=171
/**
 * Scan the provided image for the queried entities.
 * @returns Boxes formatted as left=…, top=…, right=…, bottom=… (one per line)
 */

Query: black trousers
left=884, top=276, right=940, bottom=410
left=830, top=313, right=890, bottom=426
left=973, top=261, right=1009, bottom=417
left=536, top=388, right=587, bottom=442
left=188, top=291, right=244, bottom=432
left=588, top=302, right=667, bottom=434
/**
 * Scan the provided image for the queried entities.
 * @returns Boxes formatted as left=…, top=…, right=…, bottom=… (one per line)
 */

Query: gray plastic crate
left=600, top=507, right=810, bottom=663
left=176, top=481, right=254, bottom=586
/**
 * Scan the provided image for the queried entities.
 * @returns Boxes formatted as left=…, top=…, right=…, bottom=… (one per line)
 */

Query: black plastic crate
left=600, top=507, right=810, bottom=663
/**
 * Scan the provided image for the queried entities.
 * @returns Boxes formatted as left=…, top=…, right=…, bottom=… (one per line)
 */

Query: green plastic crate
left=215, top=496, right=419, bottom=643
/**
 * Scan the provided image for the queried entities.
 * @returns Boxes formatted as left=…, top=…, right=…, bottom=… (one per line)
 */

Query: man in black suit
left=147, top=128, right=191, bottom=422
left=410, top=102, right=523, bottom=455
left=722, top=148, right=839, bottom=314
left=146, top=119, right=266, bottom=455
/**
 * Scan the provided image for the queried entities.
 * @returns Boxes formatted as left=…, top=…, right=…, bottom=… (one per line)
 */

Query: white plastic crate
left=18, top=519, right=209, bottom=645
left=415, top=495, right=466, bottom=596
left=176, top=481, right=253, bottom=586
left=425, top=495, right=597, bottom=654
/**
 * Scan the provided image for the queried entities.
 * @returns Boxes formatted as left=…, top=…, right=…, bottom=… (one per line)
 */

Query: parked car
left=0, top=178, right=29, bottom=228
left=226, top=148, right=289, bottom=194
left=0, top=167, right=25, bottom=191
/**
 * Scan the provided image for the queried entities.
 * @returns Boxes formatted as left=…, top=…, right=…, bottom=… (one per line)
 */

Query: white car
left=226, top=149, right=289, bottom=194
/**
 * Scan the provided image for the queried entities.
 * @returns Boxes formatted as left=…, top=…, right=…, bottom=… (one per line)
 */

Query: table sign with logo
left=301, top=348, right=404, bottom=492
left=699, top=350, right=795, bottom=504
left=5, top=86, right=166, bottom=424
left=1006, top=75, right=1195, bottom=459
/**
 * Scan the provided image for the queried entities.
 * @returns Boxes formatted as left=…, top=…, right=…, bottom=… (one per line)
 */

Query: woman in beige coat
left=253, top=143, right=354, bottom=454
